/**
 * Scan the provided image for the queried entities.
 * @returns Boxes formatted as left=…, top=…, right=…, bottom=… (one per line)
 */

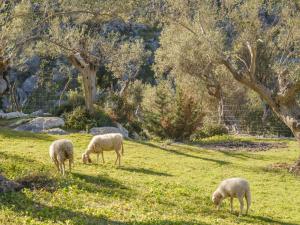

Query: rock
left=9, top=118, right=32, bottom=128
left=22, top=75, right=38, bottom=94
left=31, top=110, right=44, bottom=117
left=0, top=111, right=29, bottom=119
left=0, top=175, right=22, bottom=193
left=42, top=128, right=68, bottom=135
left=16, top=88, right=28, bottom=106
left=79, top=130, right=88, bottom=134
left=15, top=117, right=65, bottom=132
left=1, top=96, right=10, bottom=111
left=132, top=132, right=141, bottom=140
left=24, top=55, right=40, bottom=74
left=90, top=127, right=129, bottom=138
left=116, top=123, right=129, bottom=138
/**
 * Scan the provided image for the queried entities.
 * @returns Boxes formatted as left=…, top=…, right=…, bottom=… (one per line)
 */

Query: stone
left=116, top=123, right=129, bottom=138
left=132, top=132, right=141, bottom=140
left=90, top=126, right=129, bottom=138
left=15, top=117, right=65, bottom=133
left=22, top=75, right=38, bottom=94
left=31, top=110, right=44, bottom=117
left=0, top=111, right=28, bottom=119
left=42, top=128, right=68, bottom=135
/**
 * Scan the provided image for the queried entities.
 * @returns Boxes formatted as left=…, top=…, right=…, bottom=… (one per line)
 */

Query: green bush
left=142, top=79, right=205, bottom=140
left=64, top=106, right=113, bottom=131
left=191, top=123, right=228, bottom=140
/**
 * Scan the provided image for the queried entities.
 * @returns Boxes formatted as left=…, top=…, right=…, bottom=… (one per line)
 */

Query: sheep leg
left=230, top=197, right=233, bottom=213
left=61, top=162, right=65, bottom=176
left=115, top=154, right=118, bottom=165
left=101, top=151, right=105, bottom=164
left=245, top=190, right=251, bottom=215
left=58, top=163, right=63, bottom=175
left=69, top=160, right=72, bottom=173
left=97, top=153, right=99, bottom=164
left=53, top=159, right=60, bottom=172
left=117, top=152, right=121, bottom=166
left=115, top=152, right=121, bottom=166
left=238, top=196, right=244, bottom=216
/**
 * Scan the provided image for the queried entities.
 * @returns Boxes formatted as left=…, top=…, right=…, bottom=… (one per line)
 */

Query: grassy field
left=0, top=128, right=300, bottom=225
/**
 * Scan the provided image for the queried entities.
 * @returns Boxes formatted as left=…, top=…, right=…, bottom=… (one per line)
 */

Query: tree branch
left=276, top=80, right=300, bottom=104
left=246, top=41, right=257, bottom=81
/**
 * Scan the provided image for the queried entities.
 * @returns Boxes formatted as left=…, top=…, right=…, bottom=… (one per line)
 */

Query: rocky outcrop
left=15, top=117, right=65, bottom=133
left=42, top=128, right=68, bottom=135
left=116, top=123, right=129, bottom=138
left=0, top=111, right=28, bottom=119
left=90, top=126, right=129, bottom=138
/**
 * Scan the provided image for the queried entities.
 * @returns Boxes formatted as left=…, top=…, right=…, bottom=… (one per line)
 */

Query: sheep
left=49, top=139, right=74, bottom=175
left=212, top=178, right=251, bottom=216
left=82, top=133, right=124, bottom=166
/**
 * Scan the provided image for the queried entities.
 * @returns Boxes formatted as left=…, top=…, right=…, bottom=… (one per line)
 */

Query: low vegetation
left=0, top=129, right=299, bottom=225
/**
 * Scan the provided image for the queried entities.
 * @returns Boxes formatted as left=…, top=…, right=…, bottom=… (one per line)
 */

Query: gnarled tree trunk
left=69, top=53, right=97, bottom=114
left=222, top=41, right=300, bottom=171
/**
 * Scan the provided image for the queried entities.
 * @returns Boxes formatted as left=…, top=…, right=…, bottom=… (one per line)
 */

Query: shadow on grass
left=0, top=151, right=39, bottom=165
left=139, top=142, right=231, bottom=165
left=119, top=166, right=173, bottom=177
left=71, top=172, right=132, bottom=198
left=240, top=215, right=300, bottom=225
left=218, top=150, right=265, bottom=161
left=0, top=128, right=55, bottom=141
left=0, top=190, right=211, bottom=225
left=0, top=192, right=116, bottom=225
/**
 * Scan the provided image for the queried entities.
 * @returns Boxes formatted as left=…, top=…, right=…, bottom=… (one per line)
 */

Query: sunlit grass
left=0, top=128, right=299, bottom=225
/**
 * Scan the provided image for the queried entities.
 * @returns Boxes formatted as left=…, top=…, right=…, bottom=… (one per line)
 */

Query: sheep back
left=49, top=139, right=74, bottom=162
left=88, top=133, right=123, bottom=152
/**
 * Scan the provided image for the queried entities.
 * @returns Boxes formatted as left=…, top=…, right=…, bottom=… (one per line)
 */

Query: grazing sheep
left=49, top=139, right=74, bottom=175
left=82, top=133, right=124, bottom=166
left=212, top=178, right=251, bottom=216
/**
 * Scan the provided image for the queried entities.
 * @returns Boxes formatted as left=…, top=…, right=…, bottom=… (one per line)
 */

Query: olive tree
left=0, top=0, right=143, bottom=114
left=158, top=0, right=300, bottom=169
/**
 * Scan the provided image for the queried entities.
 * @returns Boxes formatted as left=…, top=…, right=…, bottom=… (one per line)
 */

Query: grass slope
left=0, top=128, right=300, bottom=225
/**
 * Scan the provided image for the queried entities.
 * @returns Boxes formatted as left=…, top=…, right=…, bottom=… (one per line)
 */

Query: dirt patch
left=264, top=162, right=300, bottom=176
left=0, top=175, right=22, bottom=193
left=15, top=174, right=57, bottom=192
left=200, top=141, right=287, bottom=152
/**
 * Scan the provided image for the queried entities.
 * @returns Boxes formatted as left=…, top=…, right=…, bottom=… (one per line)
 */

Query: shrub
left=191, top=123, right=228, bottom=140
left=64, top=106, right=113, bottom=131
left=142, top=79, right=205, bottom=140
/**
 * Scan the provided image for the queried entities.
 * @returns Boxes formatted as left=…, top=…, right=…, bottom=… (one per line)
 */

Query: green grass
left=0, top=128, right=300, bottom=225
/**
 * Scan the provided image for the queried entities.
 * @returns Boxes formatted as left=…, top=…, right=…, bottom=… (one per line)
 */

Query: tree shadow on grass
left=0, top=191, right=118, bottom=225
left=218, top=150, right=266, bottom=161
left=123, top=220, right=210, bottom=225
left=119, top=166, right=173, bottom=177
left=0, top=128, right=55, bottom=141
left=0, top=151, right=39, bottom=165
left=240, top=215, right=300, bottom=225
left=0, top=190, right=211, bottom=225
left=139, top=142, right=231, bottom=165
left=71, top=172, right=132, bottom=198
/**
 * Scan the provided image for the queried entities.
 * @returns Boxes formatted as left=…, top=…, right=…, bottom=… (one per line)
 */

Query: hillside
left=0, top=129, right=299, bottom=225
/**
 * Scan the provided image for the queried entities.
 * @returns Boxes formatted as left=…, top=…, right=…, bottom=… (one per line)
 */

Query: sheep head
left=212, top=191, right=223, bottom=209
left=82, top=153, right=92, bottom=164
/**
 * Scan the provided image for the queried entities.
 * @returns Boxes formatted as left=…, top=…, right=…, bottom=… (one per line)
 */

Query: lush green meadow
left=0, top=128, right=300, bottom=225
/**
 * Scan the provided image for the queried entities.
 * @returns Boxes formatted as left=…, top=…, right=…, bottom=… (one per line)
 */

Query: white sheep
left=82, top=133, right=124, bottom=166
left=212, top=178, right=251, bottom=216
left=49, top=139, right=74, bottom=175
